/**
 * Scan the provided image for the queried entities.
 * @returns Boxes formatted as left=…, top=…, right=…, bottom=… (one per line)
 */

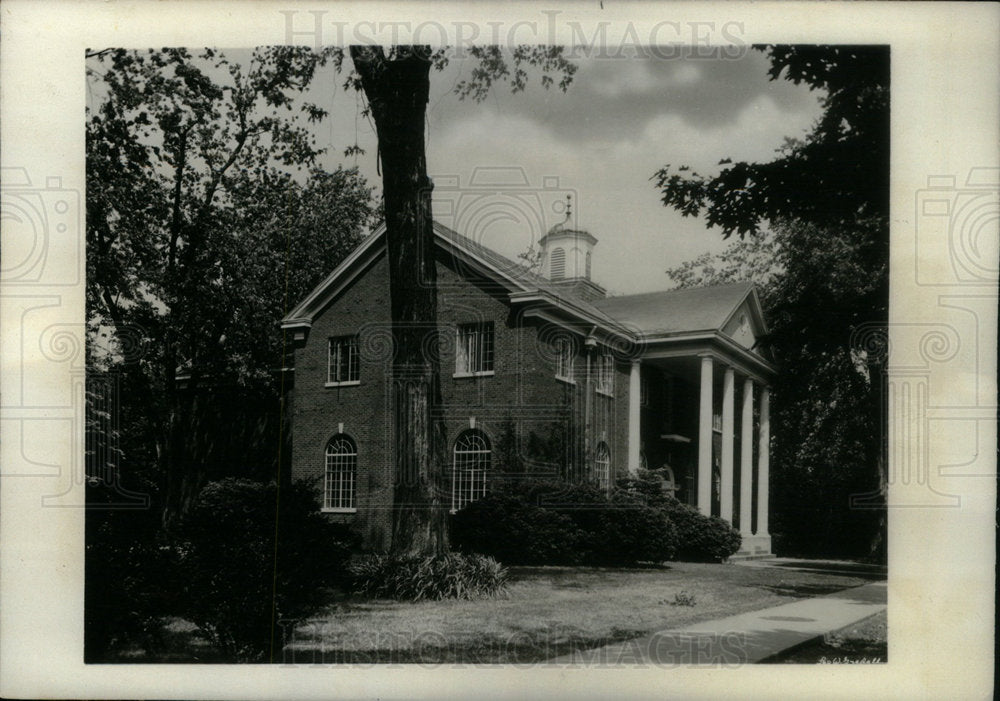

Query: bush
left=450, top=492, right=582, bottom=565
left=177, top=478, right=359, bottom=661
left=85, top=504, right=183, bottom=661
left=660, top=497, right=742, bottom=562
left=595, top=491, right=677, bottom=565
left=451, top=479, right=677, bottom=567
left=349, top=552, right=508, bottom=601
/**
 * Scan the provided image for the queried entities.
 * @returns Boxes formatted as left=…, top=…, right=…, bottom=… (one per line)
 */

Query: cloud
left=317, top=49, right=824, bottom=295
left=428, top=50, right=822, bottom=147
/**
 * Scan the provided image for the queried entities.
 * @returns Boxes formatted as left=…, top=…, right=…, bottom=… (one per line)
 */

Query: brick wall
left=290, top=247, right=633, bottom=549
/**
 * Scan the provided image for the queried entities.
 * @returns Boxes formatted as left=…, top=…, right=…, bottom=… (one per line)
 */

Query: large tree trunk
left=350, top=46, right=448, bottom=557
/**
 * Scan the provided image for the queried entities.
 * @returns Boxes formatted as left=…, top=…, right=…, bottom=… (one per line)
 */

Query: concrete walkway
left=545, top=580, right=887, bottom=666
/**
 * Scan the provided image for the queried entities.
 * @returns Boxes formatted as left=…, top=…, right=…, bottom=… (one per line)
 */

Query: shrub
left=450, top=491, right=582, bottom=565
left=451, top=479, right=677, bottom=567
left=85, top=504, right=183, bottom=661
left=594, top=491, right=677, bottom=565
left=615, top=471, right=673, bottom=509
left=349, top=552, right=508, bottom=601
left=660, top=497, right=742, bottom=562
left=177, top=478, right=359, bottom=661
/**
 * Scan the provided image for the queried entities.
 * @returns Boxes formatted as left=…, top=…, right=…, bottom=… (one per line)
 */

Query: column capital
left=630, top=358, right=642, bottom=368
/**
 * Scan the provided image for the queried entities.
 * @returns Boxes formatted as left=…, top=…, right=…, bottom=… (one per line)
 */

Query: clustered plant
left=451, top=474, right=740, bottom=566
left=175, top=478, right=359, bottom=662
left=349, top=552, right=508, bottom=601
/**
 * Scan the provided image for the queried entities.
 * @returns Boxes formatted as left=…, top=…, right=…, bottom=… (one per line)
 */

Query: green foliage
left=176, top=478, right=358, bottom=662
left=349, top=552, right=508, bottom=601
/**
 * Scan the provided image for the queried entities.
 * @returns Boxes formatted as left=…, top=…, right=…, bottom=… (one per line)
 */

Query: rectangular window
left=455, top=321, right=494, bottom=375
left=327, top=335, right=360, bottom=385
left=596, top=352, right=614, bottom=395
left=555, top=338, right=575, bottom=383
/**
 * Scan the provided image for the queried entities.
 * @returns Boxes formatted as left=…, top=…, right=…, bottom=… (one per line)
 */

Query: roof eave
left=509, top=290, right=635, bottom=340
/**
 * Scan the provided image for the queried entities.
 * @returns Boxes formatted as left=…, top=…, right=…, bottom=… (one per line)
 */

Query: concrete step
left=726, top=551, right=775, bottom=562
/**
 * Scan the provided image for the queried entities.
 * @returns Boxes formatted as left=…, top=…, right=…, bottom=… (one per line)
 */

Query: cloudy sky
left=306, top=48, right=823, bottom=296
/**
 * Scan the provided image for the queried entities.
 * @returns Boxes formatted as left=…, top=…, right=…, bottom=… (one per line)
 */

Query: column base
left=727, top=533, right=772, bottom=561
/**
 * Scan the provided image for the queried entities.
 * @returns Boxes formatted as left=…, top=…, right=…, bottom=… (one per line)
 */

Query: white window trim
left=596, top=352, right=615, bottom=397
left=324, top=435, right=357, bottom=511
left=327, top=335, right=360, bottom=385
left=594, top=442, right=611, bottom=490
left=555, top=338, right=576, bottom=384
left=451, top=430, right=491, bottom=512
left=455, top=322, right=495, bottom=376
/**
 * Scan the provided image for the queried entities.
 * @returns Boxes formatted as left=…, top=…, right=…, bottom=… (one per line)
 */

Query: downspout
left=583, top=326, right=597, bottom=482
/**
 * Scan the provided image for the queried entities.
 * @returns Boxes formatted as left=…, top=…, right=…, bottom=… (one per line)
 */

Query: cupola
left=538, top=196, right=606, bottom=301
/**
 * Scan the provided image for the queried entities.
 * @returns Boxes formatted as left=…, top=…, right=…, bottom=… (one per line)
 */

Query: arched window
left=550, top=247, right=566, bottom=280
left=452, top=429, right=491, bottom=511
left=585, top=251, right=592, bottom=279
left=594, top=441, right=611, bottom=490
left=324, top=434, right=357, bottom=511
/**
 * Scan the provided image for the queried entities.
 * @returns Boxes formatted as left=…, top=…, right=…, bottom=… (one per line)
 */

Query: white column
left=739, top=378, right=754, bottom=536
left=756, top=386, right=771, bottom=536
left=697, top=354, right=713, bottom=515
left=719, top=366, right=735, bottom=524
left=627, top=360, right=642, bottom=474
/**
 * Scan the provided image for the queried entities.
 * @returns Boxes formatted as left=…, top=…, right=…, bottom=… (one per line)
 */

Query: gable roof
left=282, top=222, right=769, bottom=361
left=282, top=221, right=624, bottom=331
left=591, top=282, right=765, bottom=337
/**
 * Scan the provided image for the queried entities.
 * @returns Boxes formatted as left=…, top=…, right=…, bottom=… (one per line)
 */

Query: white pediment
left=721, top=298, right=764, bottom=352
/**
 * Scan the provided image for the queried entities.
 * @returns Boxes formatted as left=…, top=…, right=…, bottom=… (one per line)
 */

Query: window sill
left=453, top=371, right=495, bottom=379
left=321, top=507, right=357, bottom=514
left=596, top=389, right=614, bottom=397
left=325, top=380, right=361, bottom=388
left=556, top=375, right=577, bottom=385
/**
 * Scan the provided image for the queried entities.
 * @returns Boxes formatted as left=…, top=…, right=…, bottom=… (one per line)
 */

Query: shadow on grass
left=282, top=630, right=652, bottom=666
left=765, top=561, right=886, bottom=580
left=756, top=582, right=867, bottom=598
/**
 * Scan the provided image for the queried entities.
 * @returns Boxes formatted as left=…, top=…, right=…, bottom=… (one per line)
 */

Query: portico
left=595, top=282, right=775, bottom=558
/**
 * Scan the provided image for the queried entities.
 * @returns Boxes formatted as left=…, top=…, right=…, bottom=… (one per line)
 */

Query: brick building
left=282, top=217, right=776, bottom=557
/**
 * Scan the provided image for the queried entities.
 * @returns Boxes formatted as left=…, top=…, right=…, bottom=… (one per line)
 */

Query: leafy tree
left=654, top=46, right=889, bottom=559
left=341, top=46, right=576, bottom=556
left=665, top=230, right=781, bottom=307
left=86, top=47, right=378, bottom=524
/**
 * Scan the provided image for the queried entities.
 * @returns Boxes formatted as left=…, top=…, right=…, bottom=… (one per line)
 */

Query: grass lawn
left=283, top=561, right=877, bottom=665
